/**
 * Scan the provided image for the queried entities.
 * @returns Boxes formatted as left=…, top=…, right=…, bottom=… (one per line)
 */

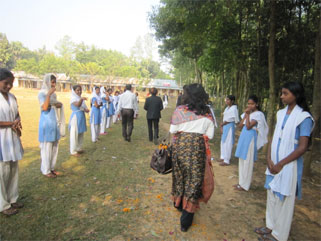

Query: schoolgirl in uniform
left=90, top=86, right=102, bottom=142
left=0, top=69, right=24, bottom=216
left=69, top=85, right=89, bottom=156
left=219, top=95, right=239, bottom=166
left=106, top=88, right=115, bottom=128
left=99, top=87, right=108, bottom=135
left=255, top=82, right=314, bottom=241
left=38, top=74, right=65, bottom=178
left=234, top=95, right=268, bottom=191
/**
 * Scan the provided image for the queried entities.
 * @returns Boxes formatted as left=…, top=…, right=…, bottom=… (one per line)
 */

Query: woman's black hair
left=72, top=85, right=81, bottom=91
left=248, top=95, right=261, bottom=111
left=282, top=82, right=310, bottom=112
left=0, top=68, right=14, bottom=81
left=227, top=95, right=236, bottom=105
left=182, top=83, right=210, bottom=115
left=50, top=74, right=56, bottom=81
left=95, top=86, right=100, bottom=90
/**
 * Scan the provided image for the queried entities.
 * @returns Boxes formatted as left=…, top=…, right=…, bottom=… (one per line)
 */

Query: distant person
left=234, top=95, right=268, bottom=191
left=0, top=68, right=24, bottom=216
left=219, top=95, right=239, bottom=166
left=170, top=84, right=214, bottom=232
left=69, top=85, right=89, bottom=156
left=118, top=84, right=138, bottom=142
left=112, top=91, right=120, bottom=123
left=106, top=88, right=115, bottom=129
left=135, top=92, right=139, bottom=103
left=90, top=86, right=102, bottom=142
left=163, top=93, right=169, bottom=109
left=255, top=82, right=314, bottom=241
left=144, top=88, right=163, bottom=144
left=99, top=87, right=108, bottom=135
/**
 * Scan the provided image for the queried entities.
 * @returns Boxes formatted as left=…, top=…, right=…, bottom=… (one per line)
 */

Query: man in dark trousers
left=118, top=84, right=138, bottom=142
left=144, top=88, right=163, bottom=145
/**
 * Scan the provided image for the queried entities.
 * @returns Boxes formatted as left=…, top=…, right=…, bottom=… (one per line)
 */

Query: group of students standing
left=216, top=84, right=313, bottom=240
left=0, top=67, right=315, bottom=241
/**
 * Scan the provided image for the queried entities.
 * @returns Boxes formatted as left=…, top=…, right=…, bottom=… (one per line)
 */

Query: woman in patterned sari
left=170, top=83, right=215, bottom=232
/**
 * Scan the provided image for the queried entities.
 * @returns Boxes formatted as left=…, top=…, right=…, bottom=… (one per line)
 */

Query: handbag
left=150, top=133, right=172, bottom=174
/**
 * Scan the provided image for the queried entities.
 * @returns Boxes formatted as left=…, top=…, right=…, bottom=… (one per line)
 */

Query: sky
left=1, top=0, right=161, bottom=58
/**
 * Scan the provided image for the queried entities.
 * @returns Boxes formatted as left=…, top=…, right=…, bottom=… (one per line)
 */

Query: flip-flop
left=45, top=173, right=56, bottom=178
left=234, top=184, right=246, bottom=191
left=258, top=233, right=278, bottom=241
left=219, top=162, right=230, bottom=166
left=254, top=227, right=272, bottom=235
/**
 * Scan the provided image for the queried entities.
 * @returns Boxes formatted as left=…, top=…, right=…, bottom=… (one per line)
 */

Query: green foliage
left=2, top=34, right=169, bottom=80
left=150, top=0, right=320, bottom=111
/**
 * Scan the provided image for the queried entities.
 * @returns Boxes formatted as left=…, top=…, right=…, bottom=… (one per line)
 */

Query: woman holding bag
left=169, top=83, right=215, bottom=232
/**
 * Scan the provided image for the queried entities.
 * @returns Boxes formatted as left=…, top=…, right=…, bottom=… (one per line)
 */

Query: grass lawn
left=0, top=88, right=320, bottom=240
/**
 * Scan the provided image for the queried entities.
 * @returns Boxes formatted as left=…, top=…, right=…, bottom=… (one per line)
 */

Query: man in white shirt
left=118, top=84, right=138, bottom=142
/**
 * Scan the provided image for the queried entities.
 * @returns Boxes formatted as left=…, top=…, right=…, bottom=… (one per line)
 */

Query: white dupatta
left=39, top=74, right=66, bottom=137
left=70, top=88, right=88, bottom=111
left=0, top=92, right=24, bottom=161
left=266, top=105, right=313, bottom=197
left=241, top=111, right=269, bottom=150
left=223, top=105, right=240, bottom=123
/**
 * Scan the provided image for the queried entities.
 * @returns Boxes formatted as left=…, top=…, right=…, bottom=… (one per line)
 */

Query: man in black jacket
left=144, top=88, right=163, bottom=144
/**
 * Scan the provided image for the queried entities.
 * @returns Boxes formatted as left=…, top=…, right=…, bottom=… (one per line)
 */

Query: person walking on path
left=0, top=68, right=24, bottom=216
left=170, top=83, right=215, bottom=232
left=144, top=88, right=163, bottom=144
left=38, top=74, right=65, bottom=178
left=118, top=84, right=138, bottom=142
left=162, top=93, right=169, bottom=109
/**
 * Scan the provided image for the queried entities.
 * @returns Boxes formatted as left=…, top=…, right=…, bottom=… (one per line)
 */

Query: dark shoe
left=127, top=137, right=131, bottom=142
left=180, top=226, right=188, bottom=232
left=11, top=202, right=24, bottom=209
left=2, top=207, right=18, bottom=216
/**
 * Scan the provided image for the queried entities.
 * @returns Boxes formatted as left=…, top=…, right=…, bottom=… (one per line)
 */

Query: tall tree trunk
left=303, top=9, right=321, bottom=176
left=267, top=0, right=277, bottom=145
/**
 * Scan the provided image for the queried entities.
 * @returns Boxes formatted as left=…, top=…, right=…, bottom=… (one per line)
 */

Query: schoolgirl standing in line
left=106, top=88, right=115, bottom=128
left=234, top=95, right=268, bottom=191
left=0, top=68, right=24, bottom=216
left=90, top=86, right=102, bottom=142
left=255, top=82, right=314, bottom=241
left=38, top=74, right=65, bottom=178
left=99, top=86, right=108, bottom=135
left=69, top=85, right=89, bottom=156
left=112, top=91, right=120, bottom=123
left=219, top=95, right=239, bottom=166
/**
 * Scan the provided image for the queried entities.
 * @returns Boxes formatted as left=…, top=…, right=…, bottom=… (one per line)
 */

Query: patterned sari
left=171, top=106, right=214, bottom=213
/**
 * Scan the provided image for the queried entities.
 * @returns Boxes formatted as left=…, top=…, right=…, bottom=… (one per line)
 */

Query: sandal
left=11, top=202, right=24, bottom=209
left=219, top=162, right=230, bottom=166
left=254, top=227, right=272, bottom=235
left=51, top=170, right=62, bottom=176
left=2, top=207, right=18, bottom=216
left=258, top=233, right=278, bottom=241
left=77, top=150, right=84, bottom=154
left=234, top=184, right=246, bottom=191
left=217, top=159, right=224, bottom=162
left=45, top=173, right=56, bottom=178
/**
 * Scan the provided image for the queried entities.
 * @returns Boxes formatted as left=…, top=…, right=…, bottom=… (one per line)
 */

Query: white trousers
left=112, top=114, right=118, bottom=123
left=70, top=115, right=84, bottom=154
left=91, top=123, right=100, bottom=142
left=220, top=128, right=233, bottom=164
left=266, top=162, right=297, bottom=241
left=40, top=141, right=59, bottom=175
left=106, top=116, right=112, bottom=129
left=238, top=139, right=254, bottom=191
left=100, top=108, right=107, bottom=134
left=163, top=101, right=168, bottom=109
left=0, top=161, right=18, bottom=212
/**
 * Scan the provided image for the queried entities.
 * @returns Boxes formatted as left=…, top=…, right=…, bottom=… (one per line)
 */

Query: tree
left=0, top=33, right=11, bottom=68
left=55, top=35, right=75, bottom=60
